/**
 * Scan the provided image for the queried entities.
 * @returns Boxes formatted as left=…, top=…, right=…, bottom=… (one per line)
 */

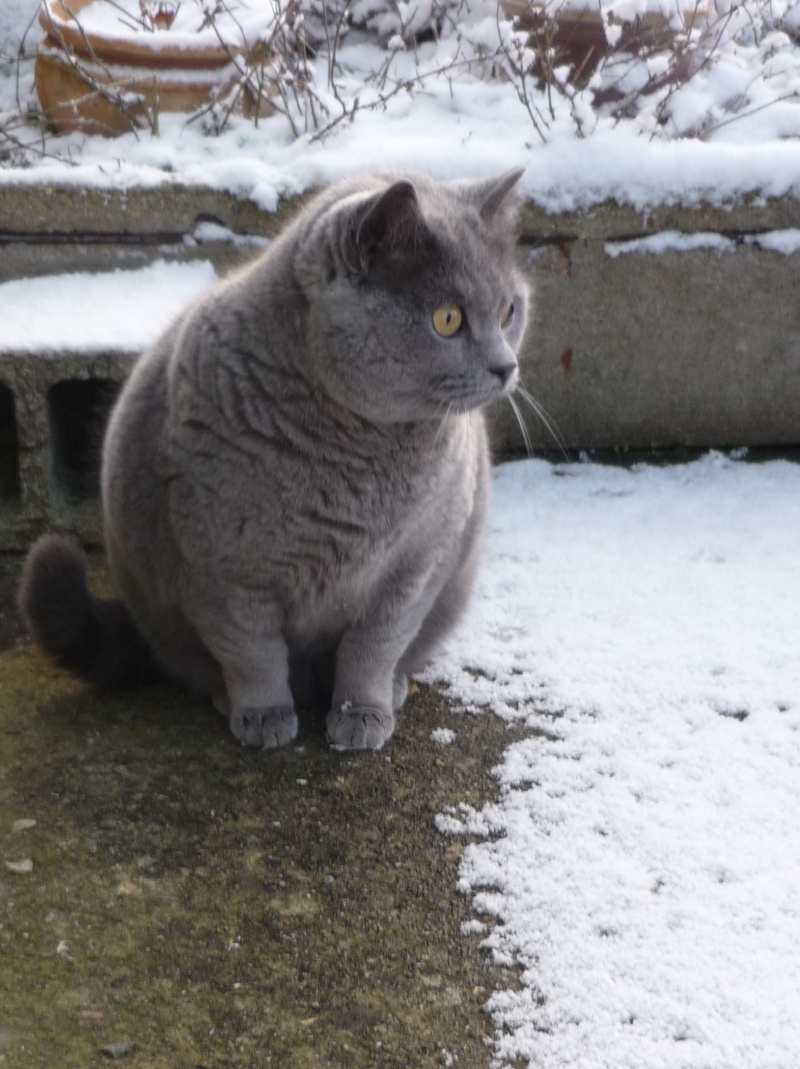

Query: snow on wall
left=0, top=260, right=217, bottom=353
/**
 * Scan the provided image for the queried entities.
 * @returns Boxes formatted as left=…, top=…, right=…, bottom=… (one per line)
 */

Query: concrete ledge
left=0, top=183, right=798, bottom=548
left=3, top=182, right=799, bottom=239
left=0, top=183, right=309, bottom=240
left=517, top=194, right=800, bottom=241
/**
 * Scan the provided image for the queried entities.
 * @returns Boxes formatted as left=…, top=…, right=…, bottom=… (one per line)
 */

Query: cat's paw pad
left=326, top=705, right=395, bottom=751
left=230, top=705, right=298, bottom=749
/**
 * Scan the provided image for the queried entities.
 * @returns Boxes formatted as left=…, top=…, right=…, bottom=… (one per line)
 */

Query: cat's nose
left=490, top=362, right=517, bottom=387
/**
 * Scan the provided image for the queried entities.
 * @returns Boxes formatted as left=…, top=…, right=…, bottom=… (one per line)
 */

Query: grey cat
left=19, top=169, right=529, bottom=751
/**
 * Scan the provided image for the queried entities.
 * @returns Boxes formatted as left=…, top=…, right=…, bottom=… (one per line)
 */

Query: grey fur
left=35, top=170, right=529, bottom=751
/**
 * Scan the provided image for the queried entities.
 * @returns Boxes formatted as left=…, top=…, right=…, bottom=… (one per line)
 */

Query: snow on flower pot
left=501, top=0, right=704, bottom=90
left=35, top=0, right=272, bottom=136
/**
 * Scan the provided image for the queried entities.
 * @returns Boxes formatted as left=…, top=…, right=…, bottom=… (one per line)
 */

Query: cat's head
left=296, top=170, right=529, bottom=424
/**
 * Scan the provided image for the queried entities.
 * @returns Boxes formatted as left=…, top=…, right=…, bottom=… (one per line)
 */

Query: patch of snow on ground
left=429, top=454, right=800, bottom=1068
left=0, top=260, right=217, bottom=352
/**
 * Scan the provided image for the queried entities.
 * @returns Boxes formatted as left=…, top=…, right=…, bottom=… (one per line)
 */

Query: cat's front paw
left=392, top=673, right=409, bottom=712
left=326, top=705, right=395, bottom=752
left=230, top=705, right=298, bottom=749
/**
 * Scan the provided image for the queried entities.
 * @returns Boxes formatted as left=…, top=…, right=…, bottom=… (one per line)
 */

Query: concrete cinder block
left=494, top=232, right=800, bottom=453
left=0, top=350, right=132, bottom=549
left=1, top=184, right=798, bottom=549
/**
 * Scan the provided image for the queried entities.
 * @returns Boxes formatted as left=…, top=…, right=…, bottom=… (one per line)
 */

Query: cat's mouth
left=439, top=370, right=518, bottom=410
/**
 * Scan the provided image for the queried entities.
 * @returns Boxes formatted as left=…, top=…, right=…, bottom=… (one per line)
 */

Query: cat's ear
left=469, top=168, right=526, bottom=225
left=350, top=180, right=423, bottom=271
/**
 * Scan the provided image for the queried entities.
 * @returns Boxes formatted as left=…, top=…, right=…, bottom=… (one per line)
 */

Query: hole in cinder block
left=48, top=379, right=121, bottom=502
left=0, top=383, right=20, bottom=502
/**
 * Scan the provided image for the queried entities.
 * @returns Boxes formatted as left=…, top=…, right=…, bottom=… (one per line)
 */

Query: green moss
left=0, top=557, right=523, bottom=1068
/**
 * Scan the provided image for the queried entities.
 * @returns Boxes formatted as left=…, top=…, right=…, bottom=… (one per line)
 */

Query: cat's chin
left=436, top=383, right=519, bottom=413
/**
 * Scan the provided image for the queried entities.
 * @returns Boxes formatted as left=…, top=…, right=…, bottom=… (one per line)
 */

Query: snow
left=2, top=0, right=800, bottom=211
left=188, top=221, right=269, bottom=247
left=0, top=0, right=38, bottom=55
left=428, top=453, right=800, bottom=1068
left=748, top=227, right=800, bottom=253
left=606, top=228, right=800, bottom=255
left=43, top=0, right=278, bottom=51
left=0, top=259, right=217, bottom=353
left=605, top=230, right=737, bottom=256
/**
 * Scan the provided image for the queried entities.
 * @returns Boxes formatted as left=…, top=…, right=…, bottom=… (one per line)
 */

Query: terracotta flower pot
left=35, top=0, right=247, bottom=136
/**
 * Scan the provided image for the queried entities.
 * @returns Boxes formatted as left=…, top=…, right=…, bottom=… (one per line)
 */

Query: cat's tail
left=18, top=535, right=162, bottom=687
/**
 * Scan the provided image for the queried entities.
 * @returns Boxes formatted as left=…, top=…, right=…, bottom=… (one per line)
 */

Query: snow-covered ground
left=429, top=453, right=800, bottom=1068
left=2, top=3, right=800, bottom=1068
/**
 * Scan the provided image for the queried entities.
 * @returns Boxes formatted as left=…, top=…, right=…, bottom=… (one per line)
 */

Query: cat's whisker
left=433, top=401, right=453, bottom=453
left=514, top=385, right=571, bottom=461
left=463, top=405, right=474, bottom=472
left=507, top=393, right=533, bottom=458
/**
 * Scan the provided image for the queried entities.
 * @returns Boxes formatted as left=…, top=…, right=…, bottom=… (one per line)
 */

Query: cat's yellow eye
left=432, top=305, right=463, bottom=337
left=500, top=303, right=514, bottom=328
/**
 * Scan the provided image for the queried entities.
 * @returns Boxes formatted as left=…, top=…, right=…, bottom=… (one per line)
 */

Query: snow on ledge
left=747, top=228, right=800, bottom=255
left=605, top=231, right=736, bottom=256
left=605, top=228, right=800, bottom=257
left=0, top=259, right=217, bottom=354
left=1, top=118, right=800, bottom=218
